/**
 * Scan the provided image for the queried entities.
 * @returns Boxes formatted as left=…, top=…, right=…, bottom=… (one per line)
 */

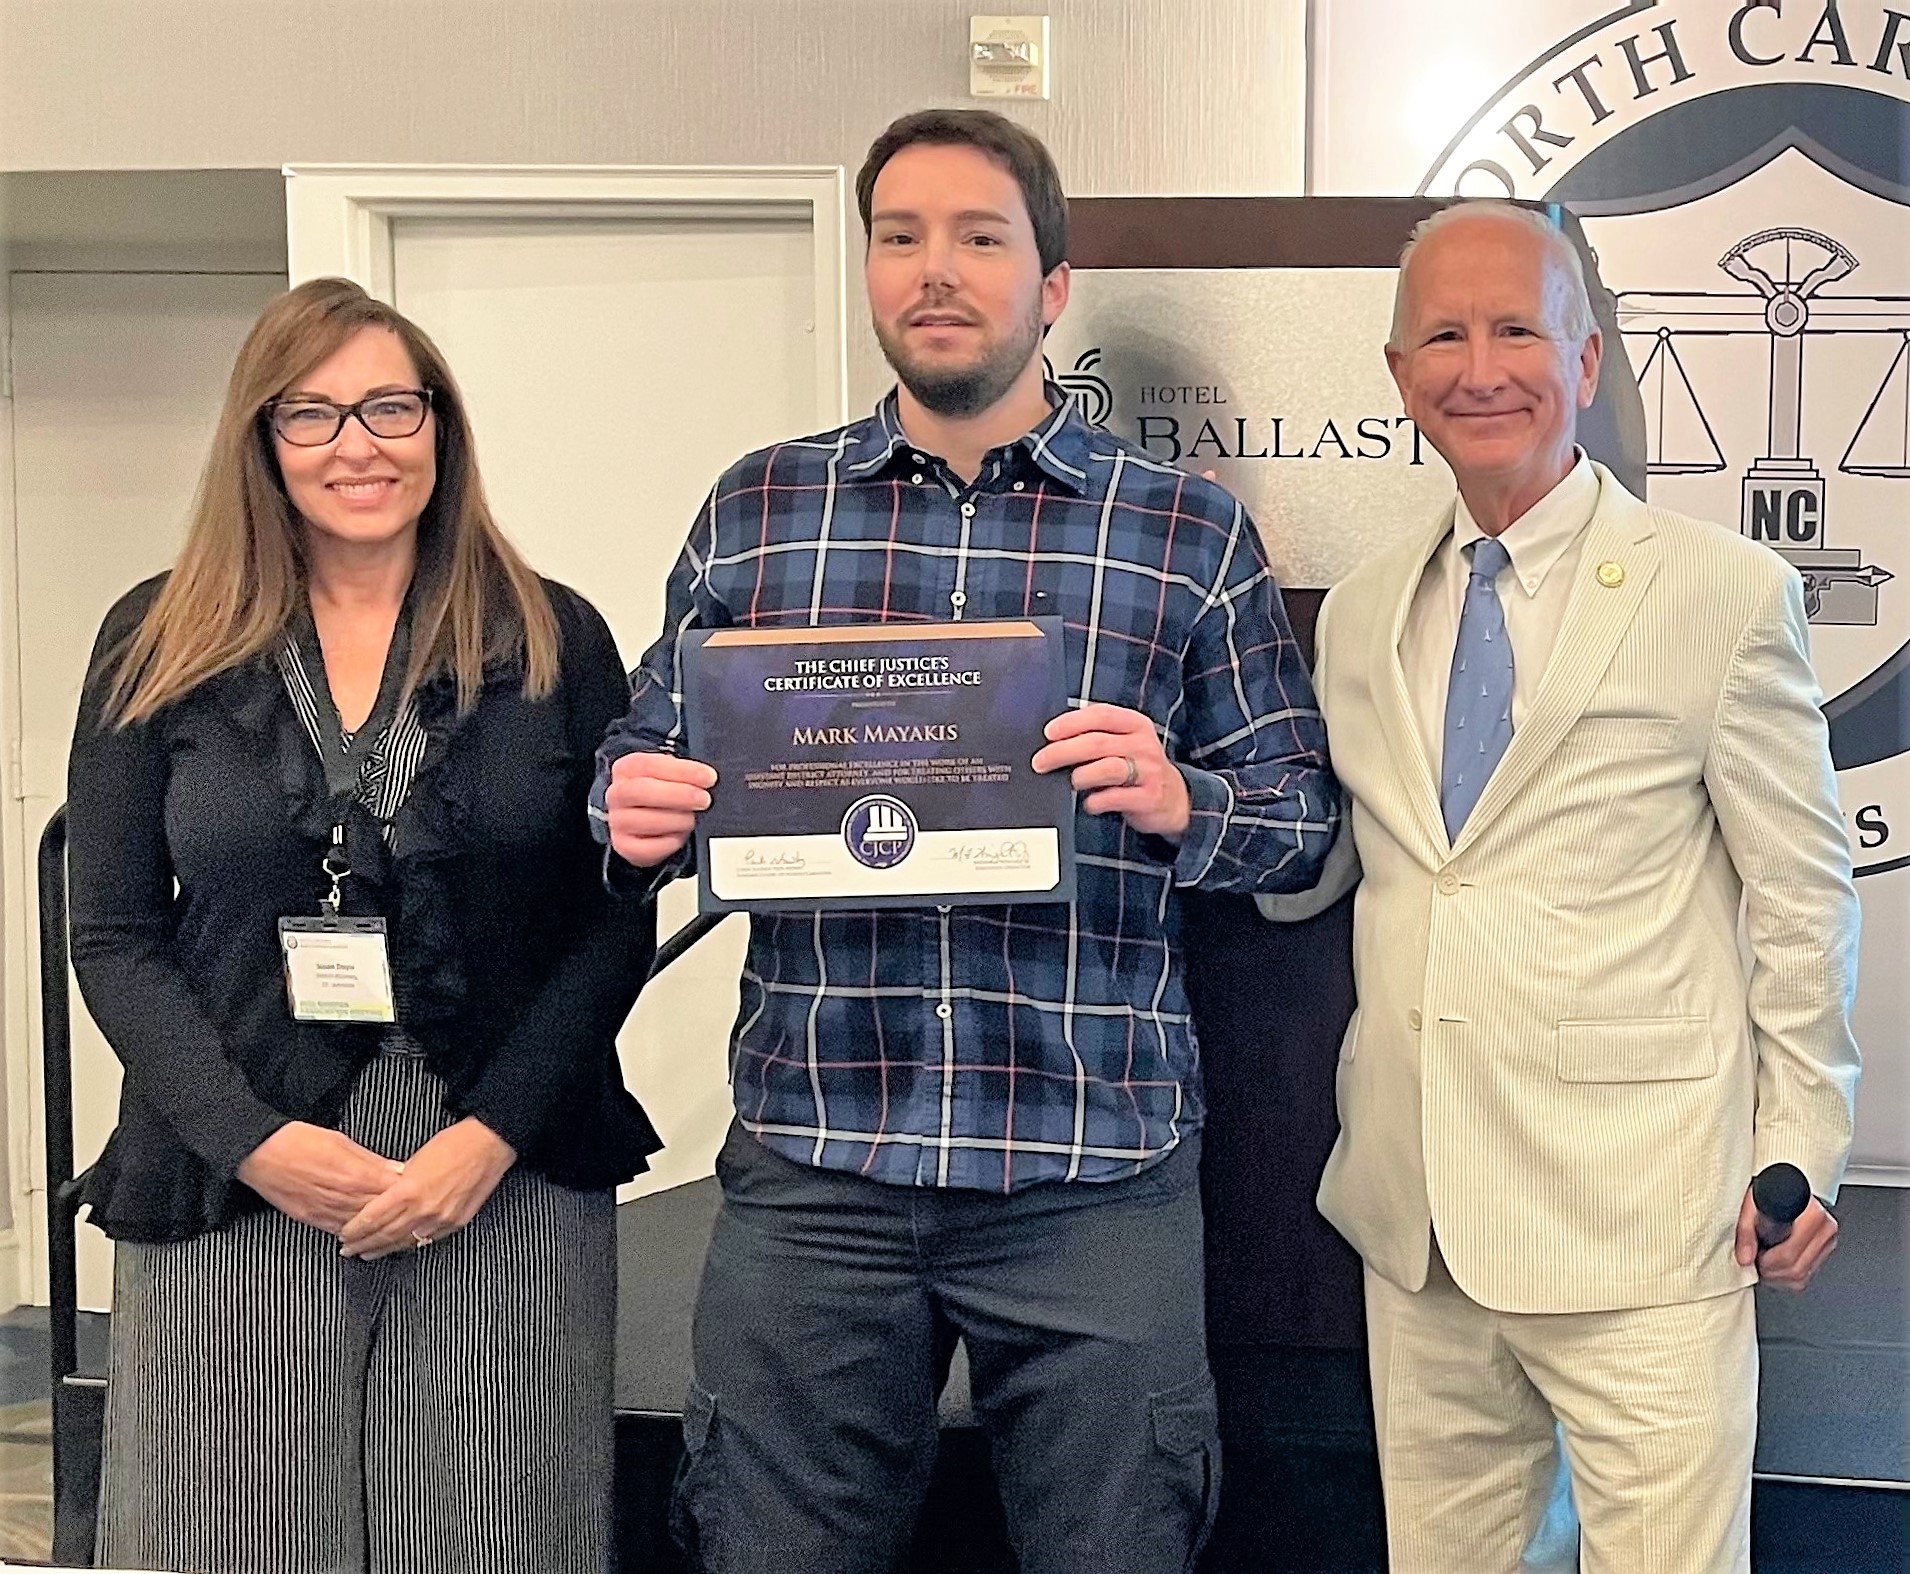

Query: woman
left=67, top=277, right=660, bottom=1572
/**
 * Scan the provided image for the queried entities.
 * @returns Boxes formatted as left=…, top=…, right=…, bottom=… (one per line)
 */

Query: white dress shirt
left=1400, top=452, right=1600, bottom=781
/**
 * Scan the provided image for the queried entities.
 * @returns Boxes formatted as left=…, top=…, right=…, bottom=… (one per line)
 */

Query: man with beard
left=592, top=109, right=1336, bottom=1573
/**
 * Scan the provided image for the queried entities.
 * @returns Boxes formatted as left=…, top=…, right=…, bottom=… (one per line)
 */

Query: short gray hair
left=1387, top=199, right=1597, bottom=351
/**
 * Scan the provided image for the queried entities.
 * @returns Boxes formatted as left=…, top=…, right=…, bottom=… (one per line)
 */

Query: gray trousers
left=97, top=1048, right=617, bottom=1574
left=674, top=1125, right=1218, bottom=1574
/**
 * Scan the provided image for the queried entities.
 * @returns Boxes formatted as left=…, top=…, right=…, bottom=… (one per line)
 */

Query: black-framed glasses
left=265, top=388, right=434, bottom=446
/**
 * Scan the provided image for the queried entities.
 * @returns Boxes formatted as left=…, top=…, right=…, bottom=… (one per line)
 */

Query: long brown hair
left=106, top=277, right=559, bottom=724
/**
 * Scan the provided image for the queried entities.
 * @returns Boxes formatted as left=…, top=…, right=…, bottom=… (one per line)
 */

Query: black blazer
left=68, top=574, right=662, bottom=1242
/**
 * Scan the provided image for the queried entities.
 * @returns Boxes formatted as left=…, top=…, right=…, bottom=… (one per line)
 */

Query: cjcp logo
left=843, top=795, right=918, bottom=870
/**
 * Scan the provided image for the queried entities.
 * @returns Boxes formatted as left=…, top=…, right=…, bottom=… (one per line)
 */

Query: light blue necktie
left=1441, top=537, right=1515, bottom=839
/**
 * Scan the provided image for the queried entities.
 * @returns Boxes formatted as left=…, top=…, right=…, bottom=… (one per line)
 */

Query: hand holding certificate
left=1030, top=700, right=1193, bottom=841
left=681, top=619, right=1076, bottom=911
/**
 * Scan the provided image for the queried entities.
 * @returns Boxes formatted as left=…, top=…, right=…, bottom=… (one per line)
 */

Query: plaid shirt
left=593, top=387, right=1336, bottom=1191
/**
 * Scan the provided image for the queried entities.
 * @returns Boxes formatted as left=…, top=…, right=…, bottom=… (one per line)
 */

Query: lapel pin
left=1596, top=560, right=1625, bottom=588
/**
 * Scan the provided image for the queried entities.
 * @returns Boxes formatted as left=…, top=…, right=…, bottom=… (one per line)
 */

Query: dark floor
left=5, top=1183, right=1903, bottom=1571
left=0, top=1306, right=106, bottom=1562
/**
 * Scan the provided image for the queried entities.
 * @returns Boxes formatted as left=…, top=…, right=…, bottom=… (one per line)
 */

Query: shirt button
left=950, top=591, right=967, bottom=608
left=960, top=501, right=976, bottom=518
left=1408, top=1008, right=1423, bottom=1031
left=912, top=453, right=926, bottom=463
left=1012, top=481, right=1026, bottom=491
left=911, top=473, right=924, bottom=485
left=935, top=1002, right=953, bottom=1019
left=1437, top=872, right=1460, bottom=895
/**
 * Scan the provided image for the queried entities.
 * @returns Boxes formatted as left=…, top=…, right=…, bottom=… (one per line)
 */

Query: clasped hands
left=604, top=700, right=1188, bottom=868
left=235, top=1116, right=517, bottom=1260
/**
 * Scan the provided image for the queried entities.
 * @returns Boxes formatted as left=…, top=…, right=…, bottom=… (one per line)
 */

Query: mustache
left=903, top=293, right=979, bottom=324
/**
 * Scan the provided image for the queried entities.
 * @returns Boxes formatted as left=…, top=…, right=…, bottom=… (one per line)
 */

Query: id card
left=278, top=917, right=396, bottom=1023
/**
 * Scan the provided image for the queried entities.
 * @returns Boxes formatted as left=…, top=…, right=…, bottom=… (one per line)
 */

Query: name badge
left=278, top=917, right=396, bottom=1023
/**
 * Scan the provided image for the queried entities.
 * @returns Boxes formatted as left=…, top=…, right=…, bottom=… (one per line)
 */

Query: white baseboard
left=0, top=1229, right=21, bottom=1312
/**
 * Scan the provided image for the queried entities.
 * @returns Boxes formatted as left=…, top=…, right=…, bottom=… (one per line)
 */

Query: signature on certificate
left=941, top=838, right=1032, bottom=870
left=741, top=848, right=809, bottom=871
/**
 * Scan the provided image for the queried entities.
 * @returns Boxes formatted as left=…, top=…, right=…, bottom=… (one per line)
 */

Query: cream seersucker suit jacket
left=1307, top=463, right=1860, bottom=1316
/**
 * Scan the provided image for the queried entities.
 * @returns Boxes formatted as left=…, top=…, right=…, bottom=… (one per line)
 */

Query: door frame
left=0, top=261, right=26, bottom=1308
left=284, top=163, right=851, bottom=1203
left=282, top=163, right=850, bottom=430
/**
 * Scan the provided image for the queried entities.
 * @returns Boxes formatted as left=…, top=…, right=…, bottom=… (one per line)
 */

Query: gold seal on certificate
left=681, top=619, right=1076, bottom=912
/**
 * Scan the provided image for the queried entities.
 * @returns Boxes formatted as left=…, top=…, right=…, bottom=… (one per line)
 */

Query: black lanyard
left=292, top=589, right=416, bottom=913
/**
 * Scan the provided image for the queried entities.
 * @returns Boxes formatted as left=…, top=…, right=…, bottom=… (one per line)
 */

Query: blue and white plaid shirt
left=593, top=386, right=1336, bottom=1191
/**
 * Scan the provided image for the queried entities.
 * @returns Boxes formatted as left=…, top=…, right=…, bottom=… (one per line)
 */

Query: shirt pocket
left=1555, top=1016, right=1718, bottom=1082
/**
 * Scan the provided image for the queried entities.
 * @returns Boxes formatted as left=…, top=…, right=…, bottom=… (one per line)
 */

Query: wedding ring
left=1120, top=755, right=1140, bottom=788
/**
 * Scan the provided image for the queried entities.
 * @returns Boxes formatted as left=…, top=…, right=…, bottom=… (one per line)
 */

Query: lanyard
left=292, top=589, right=416, bottom=915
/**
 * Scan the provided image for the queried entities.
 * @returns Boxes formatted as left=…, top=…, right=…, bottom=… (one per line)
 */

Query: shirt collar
left=842, top=392, right=911, bottom=475
left=1452, top=450, right=1598, bottom=598
left=843, top=381, right=1096, bottom=493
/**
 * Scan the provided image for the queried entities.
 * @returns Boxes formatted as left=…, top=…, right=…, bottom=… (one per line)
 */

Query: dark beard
left=896, top=357, right=1024, bottom=417
left=876, top=300, right=1044, bottom=417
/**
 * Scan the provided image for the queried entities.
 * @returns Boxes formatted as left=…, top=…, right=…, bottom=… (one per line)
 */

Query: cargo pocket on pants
left=1134, top=1373, right=1220, bottom=1571
left=670, top=1380, right=724, bottom=1567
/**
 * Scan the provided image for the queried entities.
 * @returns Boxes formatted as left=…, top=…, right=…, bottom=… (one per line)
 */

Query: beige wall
left=0, top=177, right=18, bottom=1239
left=0, top=1, right=1305, bottom=1298
left=0, top=0, right=1307, bottom=404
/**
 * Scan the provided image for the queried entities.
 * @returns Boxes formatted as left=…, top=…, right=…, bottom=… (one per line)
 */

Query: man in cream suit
left=1279, top=201, right=1860, bottom=1572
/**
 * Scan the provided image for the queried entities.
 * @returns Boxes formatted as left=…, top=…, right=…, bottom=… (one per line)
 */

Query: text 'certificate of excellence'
left=682, top=619, right=1076, bottom=913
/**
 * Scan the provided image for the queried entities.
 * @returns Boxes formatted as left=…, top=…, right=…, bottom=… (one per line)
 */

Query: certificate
left=682, top=618, right=1075, bottom=911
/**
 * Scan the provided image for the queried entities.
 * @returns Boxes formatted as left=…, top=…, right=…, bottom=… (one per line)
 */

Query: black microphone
left=1751, top=1162, right=1812, bottom=1249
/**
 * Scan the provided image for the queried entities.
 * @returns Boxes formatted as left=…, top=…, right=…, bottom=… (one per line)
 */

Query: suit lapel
left=1373, top=509, right=1456, bottom=859
left=1449, top=474, right=1661, bottom=856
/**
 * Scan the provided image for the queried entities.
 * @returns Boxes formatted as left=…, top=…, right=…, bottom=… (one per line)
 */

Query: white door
left=289, top=166, right=849, bottom=1198
left=7, top=270, right=286, bottom=1307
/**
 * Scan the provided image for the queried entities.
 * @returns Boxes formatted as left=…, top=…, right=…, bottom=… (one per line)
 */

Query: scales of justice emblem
left=1407, top=5, right=1910, bottom=1129
left=1619, top=225, right=1909, bottom=626
left=1410, top=5, right=1910, bottom=871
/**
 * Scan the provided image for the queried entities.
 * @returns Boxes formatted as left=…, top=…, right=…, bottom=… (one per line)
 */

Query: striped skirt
left=96, top=1047, right=617, bottom=1574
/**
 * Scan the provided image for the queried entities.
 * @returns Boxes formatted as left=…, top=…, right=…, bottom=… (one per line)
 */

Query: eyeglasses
left=265, top=388, right=433, bottom=447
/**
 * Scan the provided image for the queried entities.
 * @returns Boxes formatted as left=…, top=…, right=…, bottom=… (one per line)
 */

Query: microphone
left=1750, top=1163, right=1812, bottom=1249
